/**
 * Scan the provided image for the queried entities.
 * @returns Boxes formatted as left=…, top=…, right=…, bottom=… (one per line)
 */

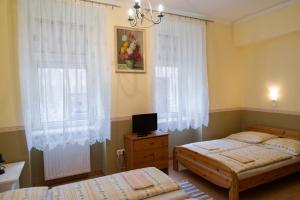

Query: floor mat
left=180, top=180, right=213, bottom=200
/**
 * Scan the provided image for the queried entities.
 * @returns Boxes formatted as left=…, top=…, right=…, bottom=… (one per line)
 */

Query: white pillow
left=263, top=138, right=300, bottom=156
left=0, top=187, right=48, bottom=200
left=227, top=131, right=278, bottom=144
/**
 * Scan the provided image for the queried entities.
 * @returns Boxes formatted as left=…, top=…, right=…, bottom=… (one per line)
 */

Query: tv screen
left=132, top=113, right=157, bottom=134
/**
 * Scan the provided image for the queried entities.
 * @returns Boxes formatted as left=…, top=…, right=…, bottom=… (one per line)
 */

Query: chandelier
left=128, top=0, right=164, bottom=27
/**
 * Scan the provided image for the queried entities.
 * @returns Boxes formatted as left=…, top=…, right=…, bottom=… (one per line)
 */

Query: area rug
left=180, top=180, right=214, bottom=200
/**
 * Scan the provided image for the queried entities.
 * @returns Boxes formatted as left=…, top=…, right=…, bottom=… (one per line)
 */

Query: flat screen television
left=132, top=113, right=157, bottom=136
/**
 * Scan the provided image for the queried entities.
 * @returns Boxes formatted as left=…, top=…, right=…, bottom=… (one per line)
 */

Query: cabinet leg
left=173, top=149, right=179, bottom=171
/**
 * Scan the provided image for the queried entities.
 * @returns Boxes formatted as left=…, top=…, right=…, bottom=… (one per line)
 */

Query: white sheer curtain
left=153, top=15, right=209, bottom=132
left=18, top=0, right=110, bottom=151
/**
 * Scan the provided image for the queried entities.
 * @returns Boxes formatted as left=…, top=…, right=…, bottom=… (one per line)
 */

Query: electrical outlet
left=116, top=149, right=125, bottom=156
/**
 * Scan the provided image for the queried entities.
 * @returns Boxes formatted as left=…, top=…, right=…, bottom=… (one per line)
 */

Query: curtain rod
left=79, top=0, right=213, bottom=23
left=79, top=0, right=121, bottom=8
left=160, top=11, right=214, bottom=23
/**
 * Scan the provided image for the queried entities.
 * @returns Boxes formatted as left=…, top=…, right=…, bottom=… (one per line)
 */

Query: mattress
left=178, top=145, right=300, bottom=180
left=146, top=190, right=188, bottom=200
left=49, top=167, right=180, bottom=200
left=0, top=167, right=186, bottom=200
left=0, top=188, right=188, bottom=200
left=238, top=155, right=300, bottom=179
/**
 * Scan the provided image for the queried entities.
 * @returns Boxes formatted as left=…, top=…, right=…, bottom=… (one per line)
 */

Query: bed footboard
left=173, top=146, right=240, bottom=200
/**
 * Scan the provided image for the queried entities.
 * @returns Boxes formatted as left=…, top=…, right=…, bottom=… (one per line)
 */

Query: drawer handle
left=149, top=142, right=154, bottom=145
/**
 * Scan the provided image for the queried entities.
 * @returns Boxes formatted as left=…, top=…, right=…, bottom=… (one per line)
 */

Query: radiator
left=43, top=143, right=91, bottom=181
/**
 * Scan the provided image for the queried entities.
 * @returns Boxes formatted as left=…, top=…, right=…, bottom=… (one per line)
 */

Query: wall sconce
left=269, top=87, right=279, bottom=106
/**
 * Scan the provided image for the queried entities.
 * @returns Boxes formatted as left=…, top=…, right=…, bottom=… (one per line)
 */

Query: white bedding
left=207, top=145, right=292, bottom=173
left=181, top=138, right=250, bottom=155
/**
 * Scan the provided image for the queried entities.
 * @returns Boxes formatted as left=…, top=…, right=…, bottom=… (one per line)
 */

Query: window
left=19, top=0, right=110, bottom=150
left=154, top=16, right=209, bottom=131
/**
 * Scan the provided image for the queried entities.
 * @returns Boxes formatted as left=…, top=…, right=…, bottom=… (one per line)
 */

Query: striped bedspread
left=0, top=187, right=48, bottom=200
left=50, top=167, right=180, bottom=200
left=208, top=145, right=292, bottom=173
left=0, top=168, right=180, bottom=200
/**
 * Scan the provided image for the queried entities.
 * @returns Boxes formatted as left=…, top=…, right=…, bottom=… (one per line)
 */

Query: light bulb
left=269, top=88, right=279, bottom=101
left=135, top=0, right=140, bottom=4
left=158, top=4, right=164, bottom=12
left=128, top=9, right=134, bottom=17
left=269, top=87, right=279, bottom=107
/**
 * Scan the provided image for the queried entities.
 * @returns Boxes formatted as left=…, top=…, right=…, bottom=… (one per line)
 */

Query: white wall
left=0, top=0, right=241, bottom=128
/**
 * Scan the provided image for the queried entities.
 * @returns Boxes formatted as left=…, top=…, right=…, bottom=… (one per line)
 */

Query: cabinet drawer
left=133, top=136, right=168, bottom=152
left=155, top=148, right=168, bottom=161
left=133, top=151, right=155, bottom=165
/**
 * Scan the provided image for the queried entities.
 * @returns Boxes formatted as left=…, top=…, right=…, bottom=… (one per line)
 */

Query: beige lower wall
left=0, top=110, right=242, bottom=186
left=203, top=110, right=242, bottom=140
left=2, top=109, right=300, bottom=187
left=0, top=130, right=105, bottom=187
left=241, top=110, right=300, bottom=131
left=0, top=131, right=31, bottom=187
left=29, top=142, right=105, bottom=186
left=89, top=110, right=242, bottom=175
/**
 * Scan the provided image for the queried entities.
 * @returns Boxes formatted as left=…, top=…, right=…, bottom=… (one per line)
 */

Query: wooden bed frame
left=173, top=125, right=300, bottom=200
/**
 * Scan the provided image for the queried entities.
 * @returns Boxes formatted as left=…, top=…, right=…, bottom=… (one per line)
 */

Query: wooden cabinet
left=124, top=132, right=168, bottom=171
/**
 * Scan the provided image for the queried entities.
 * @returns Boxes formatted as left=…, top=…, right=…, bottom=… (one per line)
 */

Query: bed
left=173, top=125, right=300, bottom=200
left=0, top=167, right=188, bottom=200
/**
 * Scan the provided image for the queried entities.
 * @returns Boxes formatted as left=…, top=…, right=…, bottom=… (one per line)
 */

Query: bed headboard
left=248, top=125, right=300, bottom=141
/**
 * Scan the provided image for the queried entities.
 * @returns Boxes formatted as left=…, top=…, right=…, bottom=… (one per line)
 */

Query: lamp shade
left=0, top=154, right=4, bottom=163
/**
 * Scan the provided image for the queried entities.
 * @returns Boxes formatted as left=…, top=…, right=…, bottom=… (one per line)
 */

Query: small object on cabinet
left=0, top=154, right=5, bottom=175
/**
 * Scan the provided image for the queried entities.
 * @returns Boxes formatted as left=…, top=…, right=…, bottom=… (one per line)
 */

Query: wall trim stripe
left=2, top=107, right=300, bottom=133
left=241, top=107, right=300, bottom=116
left=0, top=126, right=24, bottom=133
left=210, top=107, right=300, bottom=116
left=209, top=107, right=241, bottom=113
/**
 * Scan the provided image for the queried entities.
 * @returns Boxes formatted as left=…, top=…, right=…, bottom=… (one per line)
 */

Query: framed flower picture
left=115, top=26, right=146, bottom=73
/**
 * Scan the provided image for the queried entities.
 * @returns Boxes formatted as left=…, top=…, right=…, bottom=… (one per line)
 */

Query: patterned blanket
left=0, top=168, right=180, bottom=200
left=0, top=187, right=48, bottom=200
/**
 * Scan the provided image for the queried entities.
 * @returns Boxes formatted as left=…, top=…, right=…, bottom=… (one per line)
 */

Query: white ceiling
left=112, top=0, right=295, bottom=22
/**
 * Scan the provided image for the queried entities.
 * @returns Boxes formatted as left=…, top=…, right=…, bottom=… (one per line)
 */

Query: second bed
left=173, top=125, right=300, bottom=200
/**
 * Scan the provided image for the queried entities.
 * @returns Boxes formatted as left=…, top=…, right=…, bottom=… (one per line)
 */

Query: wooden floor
left=168, top=160, right=300, bottom=200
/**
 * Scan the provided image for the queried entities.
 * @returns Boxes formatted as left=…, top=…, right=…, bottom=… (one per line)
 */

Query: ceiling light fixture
left=128, top=0, right=164, bottom=27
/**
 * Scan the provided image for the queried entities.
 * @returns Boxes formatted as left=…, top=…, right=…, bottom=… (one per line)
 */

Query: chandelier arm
left=129, top=18, right=137, bottom=27
left=143, top=15, right=163, bottom=24
left=135, top=8, right=140, bottom=19
left=152, top=17, right=162, bottom=24
left=128, top=2, right=164, bottom=27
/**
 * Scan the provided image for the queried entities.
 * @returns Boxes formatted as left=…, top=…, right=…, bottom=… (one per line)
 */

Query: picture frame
left=115, top=26, right=146, bottom=73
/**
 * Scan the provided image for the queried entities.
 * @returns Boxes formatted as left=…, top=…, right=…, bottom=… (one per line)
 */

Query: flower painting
left=115, top=27, right=145, bottom=73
